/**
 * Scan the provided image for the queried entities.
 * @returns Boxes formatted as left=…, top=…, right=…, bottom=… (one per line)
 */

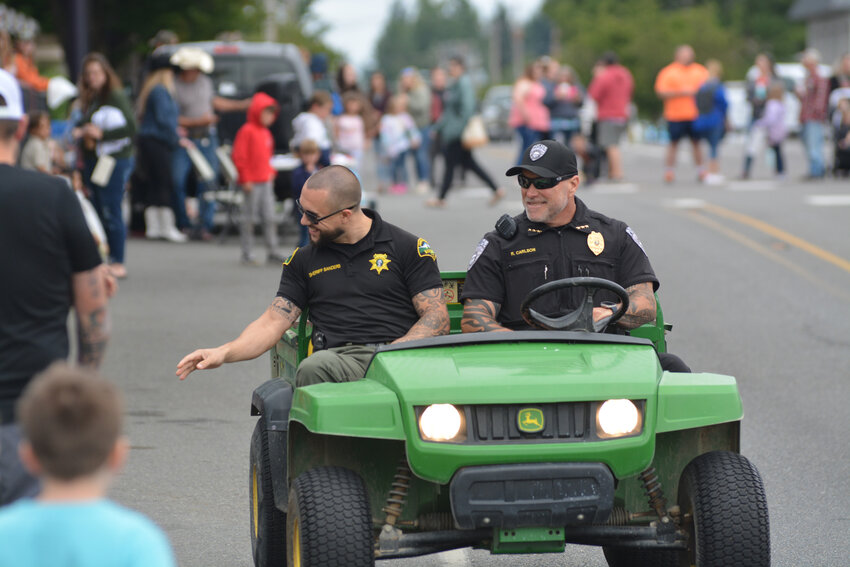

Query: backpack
left=696, top=81, right=718, bottom=115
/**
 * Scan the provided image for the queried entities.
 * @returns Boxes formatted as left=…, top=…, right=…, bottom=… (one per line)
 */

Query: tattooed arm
left=461, top=299, right=511, bottom=333
left=594, top=281, right=656, bottom=329
left=394, top=288, right=450, bottom=343
left=177, top=297, right=301, bottom=380
left=72, top=265, right=112, bottom=368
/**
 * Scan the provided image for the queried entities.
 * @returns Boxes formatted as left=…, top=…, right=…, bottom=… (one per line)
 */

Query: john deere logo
left=517, top=408, right=544, bottom=433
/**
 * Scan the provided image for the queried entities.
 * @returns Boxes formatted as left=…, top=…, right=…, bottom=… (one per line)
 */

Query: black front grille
left=468, top=403, right=593, bottom=443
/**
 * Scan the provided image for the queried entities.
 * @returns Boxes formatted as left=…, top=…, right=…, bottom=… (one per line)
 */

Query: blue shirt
left=0, top=499, right=176, bottom=567
left=138, top=85, right=179, bottom=147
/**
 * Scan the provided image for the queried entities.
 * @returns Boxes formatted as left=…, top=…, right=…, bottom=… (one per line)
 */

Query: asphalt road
left=104, top=137, right=850, bottom=566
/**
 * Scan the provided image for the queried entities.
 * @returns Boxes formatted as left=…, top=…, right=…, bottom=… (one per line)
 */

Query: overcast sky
left=309, top=0, right=544, bottom=68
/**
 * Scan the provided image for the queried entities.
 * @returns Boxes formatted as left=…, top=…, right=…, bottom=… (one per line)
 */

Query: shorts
left=667, top=120, right=698, bottom=142
left=597, top=120, right=627, bottom=148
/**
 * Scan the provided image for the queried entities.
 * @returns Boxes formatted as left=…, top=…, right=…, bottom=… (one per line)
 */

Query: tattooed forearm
left=615, top=282, right=656, bottom=329
left=77, top=305, right=110, bottom=368
left=396, top=288, right=450, bottom=342
left=461, top=299, right=510, bottom=333
left=269, top=297, right=302, bottom=327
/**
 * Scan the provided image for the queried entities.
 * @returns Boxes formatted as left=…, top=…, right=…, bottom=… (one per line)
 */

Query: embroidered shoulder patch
left=417, top=238, right=436, bottom=261
left=283, top=248, right=299, bottom=266
left=467, top=238, right=489, bottom=270
left=626, top=227, right=647, bottom=255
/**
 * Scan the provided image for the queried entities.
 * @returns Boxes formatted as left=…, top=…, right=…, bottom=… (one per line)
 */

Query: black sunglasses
left=517, top=173, right=572, bottom=190
left=295, top=199, right=358, bottom=225
left=295, top=199, right=357, bottom=224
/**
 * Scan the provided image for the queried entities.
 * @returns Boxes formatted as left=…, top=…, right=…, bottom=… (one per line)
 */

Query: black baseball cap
left=505, top=139, right=578, bottom=178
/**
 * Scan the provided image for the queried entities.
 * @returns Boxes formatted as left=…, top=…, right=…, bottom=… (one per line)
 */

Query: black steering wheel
left=519, top=277, right=630, bottom=333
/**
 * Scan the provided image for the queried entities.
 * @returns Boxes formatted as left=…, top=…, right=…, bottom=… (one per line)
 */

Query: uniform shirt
left=461, top=198, right=658, bottom=330
left=277, top=210, right=442, bottom=348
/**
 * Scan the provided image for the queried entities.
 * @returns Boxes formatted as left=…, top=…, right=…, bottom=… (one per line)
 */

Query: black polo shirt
left=277, top=209, right=442, bottom=348
left=461, top=198, right=659, bottom=329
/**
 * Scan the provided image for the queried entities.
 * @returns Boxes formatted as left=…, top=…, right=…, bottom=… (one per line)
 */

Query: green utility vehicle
left=249, top=273, right=769, bottom=567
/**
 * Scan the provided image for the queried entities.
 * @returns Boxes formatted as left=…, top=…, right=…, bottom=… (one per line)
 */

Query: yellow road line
left=702, top=203, right=850, bottom=275
left=686, top=211, right=850, bottom=302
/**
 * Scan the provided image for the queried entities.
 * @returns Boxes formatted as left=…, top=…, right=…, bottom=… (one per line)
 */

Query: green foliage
left=373, top=0, right=485, bottom=84
left=543, top=0, right=804, bottom=118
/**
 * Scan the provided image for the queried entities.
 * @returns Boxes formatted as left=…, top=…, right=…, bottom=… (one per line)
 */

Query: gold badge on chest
left=587, top=231, right=605, bottom=256
left=369, top=253, right=392, bottom=274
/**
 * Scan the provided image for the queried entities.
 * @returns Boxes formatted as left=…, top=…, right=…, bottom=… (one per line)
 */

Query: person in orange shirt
left=655, top=45, right=709, bottom=183
left=13, top=36, right=49, bottom=93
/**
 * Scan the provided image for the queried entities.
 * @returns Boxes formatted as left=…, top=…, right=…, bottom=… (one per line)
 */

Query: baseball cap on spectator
left=0, top=69, right=24, bottom=121
left=505, top=139, right=578, bottom=179
left=169, top=47, right=214, bottom=74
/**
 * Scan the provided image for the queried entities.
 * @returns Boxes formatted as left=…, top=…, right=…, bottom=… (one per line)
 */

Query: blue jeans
left=801, top=121, right=825, bottom=177
left=0, top=424, right=40, bottom=505
left=85, top=156, right=132, bottom=264
left=172, top=134, right=219, bottom=231
left=515, top=125, right=543, bottom=164
left=412, top=126, right=430, bottom=181
left=390, top=151, right=409, bottom=184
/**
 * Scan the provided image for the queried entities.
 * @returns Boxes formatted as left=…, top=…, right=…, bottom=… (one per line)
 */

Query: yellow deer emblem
left=517, top=408, right=544, bottom=433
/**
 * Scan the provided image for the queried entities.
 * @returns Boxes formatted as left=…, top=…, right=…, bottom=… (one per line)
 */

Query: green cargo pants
left=294, top=345, right=378, bottom=387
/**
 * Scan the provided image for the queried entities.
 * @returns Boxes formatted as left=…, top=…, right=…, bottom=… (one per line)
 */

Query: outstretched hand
left=176, top=348, right=226, bottom=380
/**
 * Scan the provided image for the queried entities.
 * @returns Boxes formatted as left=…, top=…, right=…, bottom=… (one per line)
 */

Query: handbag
left=461, top=115, right=489, bottom=149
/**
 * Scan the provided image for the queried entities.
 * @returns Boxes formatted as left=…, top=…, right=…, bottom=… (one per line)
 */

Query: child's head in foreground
left=17, top=364, right=124, bottom=482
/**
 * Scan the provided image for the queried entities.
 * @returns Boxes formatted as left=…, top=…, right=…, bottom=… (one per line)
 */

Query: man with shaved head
left=177, top=165, right=449, bottom=386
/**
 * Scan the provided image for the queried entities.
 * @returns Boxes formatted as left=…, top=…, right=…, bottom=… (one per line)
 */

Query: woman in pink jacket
left=508, top=62, right=550, bottom=164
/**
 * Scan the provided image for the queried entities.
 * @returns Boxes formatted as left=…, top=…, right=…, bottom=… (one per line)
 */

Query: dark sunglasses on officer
left=516, top=173, right=574, bottom=190
left=295, top=199, right=359, bottom=225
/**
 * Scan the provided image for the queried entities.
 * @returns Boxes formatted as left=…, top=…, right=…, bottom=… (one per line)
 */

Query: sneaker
left=414, top=181, right=430, bottom=195
left=424, top=198, right=446, bottom=208
left=704, top=173, right=725, bottom=186
left=663, top=170, right=675, bottom=183
left=240, top=255, right=262, bottom=266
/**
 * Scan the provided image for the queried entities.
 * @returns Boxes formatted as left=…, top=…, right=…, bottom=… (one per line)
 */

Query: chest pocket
left=504, top=255, right=555, bottom=321
left=571, top=257, right=621, bottom=305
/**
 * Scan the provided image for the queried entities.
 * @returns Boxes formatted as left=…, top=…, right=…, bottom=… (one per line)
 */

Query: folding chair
left=213, top=144, right=243, bottom=244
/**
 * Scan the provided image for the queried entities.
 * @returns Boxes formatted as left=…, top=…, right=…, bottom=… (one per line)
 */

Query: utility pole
left=489, top=20, right=501, bottom=85
left=511, top=25, right=524, bottom=80
left=263, top=0, right=278, bottom=42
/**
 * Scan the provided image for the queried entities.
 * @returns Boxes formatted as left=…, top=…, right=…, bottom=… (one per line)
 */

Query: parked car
left=480, top=84, right=513, bottom=142
left=248, top=272, right=769, bottom=567
left=151, top=41, right=312, bottom=153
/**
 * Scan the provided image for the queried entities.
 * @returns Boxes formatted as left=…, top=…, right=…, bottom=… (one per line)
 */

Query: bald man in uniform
left=177, top=165, right=449, bottom=386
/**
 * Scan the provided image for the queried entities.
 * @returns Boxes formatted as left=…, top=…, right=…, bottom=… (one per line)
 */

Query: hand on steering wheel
left=519, top=277, right=629, bottom=333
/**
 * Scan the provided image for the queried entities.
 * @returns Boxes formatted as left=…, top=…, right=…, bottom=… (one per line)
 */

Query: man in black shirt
left=177, top=165, right=449, bottom=386
left=0, top=69, right=112, bottom=505
left=461, top=140, right=688, bottom=371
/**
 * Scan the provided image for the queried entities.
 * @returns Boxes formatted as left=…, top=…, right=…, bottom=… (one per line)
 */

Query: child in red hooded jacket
left=231, top=92, right=285, bottom=265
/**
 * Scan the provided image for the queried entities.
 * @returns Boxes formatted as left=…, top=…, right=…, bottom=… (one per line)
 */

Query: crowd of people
left=6, top=18, right=850, bottom=280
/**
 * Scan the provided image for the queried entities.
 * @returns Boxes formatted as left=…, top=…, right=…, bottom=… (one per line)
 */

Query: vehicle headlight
left=596, top=399, right=642, bottom=438
left=419, top=404, right=464, bottom=442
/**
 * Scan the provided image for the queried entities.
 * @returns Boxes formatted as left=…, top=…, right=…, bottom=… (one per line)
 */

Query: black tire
left=249, top=419, right=286, bottom=567
left=286, top=466, right=374, bottom=567
left=678, top=451, right=770, bottom=567
left=603, top=546, right=679, bottom=567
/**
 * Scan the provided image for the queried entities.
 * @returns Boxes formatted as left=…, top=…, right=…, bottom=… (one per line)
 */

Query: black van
left=151, top=41, right=313, bottom=153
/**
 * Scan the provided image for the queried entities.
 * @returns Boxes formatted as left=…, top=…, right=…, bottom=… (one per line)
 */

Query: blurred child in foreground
left=0, top=364, right=176, bottom=566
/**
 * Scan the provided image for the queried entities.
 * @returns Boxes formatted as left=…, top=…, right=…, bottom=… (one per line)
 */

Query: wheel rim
left=293, top=517, right=301, bottom=567
left=251, top=464, right=259, bottom=539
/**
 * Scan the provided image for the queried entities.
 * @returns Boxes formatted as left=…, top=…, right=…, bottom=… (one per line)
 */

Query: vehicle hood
left=366, top=340, right=661, bottom=406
